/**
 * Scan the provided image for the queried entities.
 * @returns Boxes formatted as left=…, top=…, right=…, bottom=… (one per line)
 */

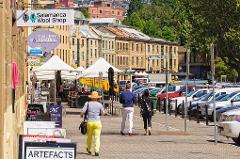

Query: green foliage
left=123, top=12, right=145, bottom=31
left=215, top=57, right=238, bottom=82
left=81, top=8, right=90, bottom=19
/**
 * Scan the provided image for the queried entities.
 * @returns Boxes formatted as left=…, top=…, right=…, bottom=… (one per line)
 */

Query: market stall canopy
left=81, top=58, right=122, bottom=78
left=35, top=71, right=78, bottom=80
left=33, top=55, right=76, bottom=72
left=76, top=66, right=85, bottom=73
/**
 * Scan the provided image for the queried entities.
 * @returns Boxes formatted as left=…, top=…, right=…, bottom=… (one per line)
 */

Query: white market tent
left=81, top=58, right=122, bottom=78
left=33, top=55, right=78, bottom=80
left=34, top=55, right=76, bottom=72
left=76, top=66, right=85, bottom=73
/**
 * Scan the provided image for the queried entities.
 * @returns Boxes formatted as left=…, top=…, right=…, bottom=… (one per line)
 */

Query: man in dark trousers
left=120, top=84, right=136, bottom=136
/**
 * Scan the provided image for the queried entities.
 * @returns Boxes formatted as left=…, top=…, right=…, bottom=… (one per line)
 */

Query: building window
left=152, top=59, right=155, bottom=66
left=174, top=47, right=177, bottom=54
left=174, top=59, right=176, bottom=68
left=82, top=39, right=84, bottom=46
left=126, top=43, right=128, bottom=50
left=157, top=59, right=159, bottom=66
left=120, top=57, right=122, bottom=65
left=117, top=43, right=119, bottom=50
left=132, top=56, right=134, bottom=65
left=132, top=43, right=134, bottom=51
left=141, top=57, right=143, bottom=66
left=118, top=11, right=120, bottom=15
left=90, top=49, right=92, bottom=57
left=120, top=43, right=122, bottom=50
left=123, top=57, right=125, bottom=65
left=95, top=40, right=97, bottom=46
left=63, top=36, right=65, bottom=44
left=95, top=49, right=97, bottom=58
left=109, top=41, right=111, bottom=50
left=126, top=57, right=128, bottom=65
left=117, top=57, right=119, bottom=65
left=157, top=45, right=159, bottom=53
left=112, top=41, right=114, bottom=50
left=72, top=38, right=75, bottom=45
left=152, top=45, right=154, bottom=53
left=102, top=40, right=105, bottom=48
left=112, top=55, right=114, bottom=64
left=90, top=40, right=93, bottom=46
left=148, top=44, right=150, bottom=52
left=123, top=43, right=125, bottom=50
left=100, top=10, right=102, bottom=13
left=136, top=57, right=139, bottom=65
left=136, top=44, right=139, bottom=52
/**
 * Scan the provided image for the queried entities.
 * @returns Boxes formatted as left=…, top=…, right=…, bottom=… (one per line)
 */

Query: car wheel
left=232, top=136, right=240, bottom=145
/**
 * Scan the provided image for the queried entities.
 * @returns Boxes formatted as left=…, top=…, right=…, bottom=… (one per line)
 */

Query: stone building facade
left=0, top=0, right=28, bottom=158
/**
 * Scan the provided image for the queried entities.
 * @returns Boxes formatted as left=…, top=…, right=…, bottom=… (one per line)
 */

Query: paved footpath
left=62, top=102, right=240, bottom=159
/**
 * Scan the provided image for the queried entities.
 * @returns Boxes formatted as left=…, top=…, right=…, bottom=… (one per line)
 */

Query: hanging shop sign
left=24, top=142, right=76, bottom=159
left=29, top=48, right=43, bottom=56
left=16, top=9, right=74, bottom=26
left=27, top=30, right=60, bottom=52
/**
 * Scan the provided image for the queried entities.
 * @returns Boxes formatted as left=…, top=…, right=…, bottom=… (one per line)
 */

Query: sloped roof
left=120, top=27, right=150, bottom=40
left=80, top=25, right=100, bottom=39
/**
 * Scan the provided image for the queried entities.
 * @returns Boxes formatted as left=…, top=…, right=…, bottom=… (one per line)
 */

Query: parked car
left=216, top=106, right=240, bottom=121
left=170, top=89, right=208, bottom=111
left=218, top=109, right=240, bottom=145
left=201, top=91, right=240, bottom=118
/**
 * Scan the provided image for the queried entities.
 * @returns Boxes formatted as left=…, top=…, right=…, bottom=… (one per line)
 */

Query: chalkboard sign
left=47, top=104, right=62, bottom=128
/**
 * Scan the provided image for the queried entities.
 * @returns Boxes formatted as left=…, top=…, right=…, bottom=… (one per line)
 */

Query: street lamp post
left=165, top=52, right=169, bottom=131
left=184, top=49, right=190, bottom=132
left=211, top=44, right=217, bottom=144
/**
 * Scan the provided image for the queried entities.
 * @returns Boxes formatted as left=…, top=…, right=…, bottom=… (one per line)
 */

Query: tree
left=127, top=0, right=143, bottom=16
left=81, top=8, right=90, bottom=19
left=123, top=12, right=145, bottom=31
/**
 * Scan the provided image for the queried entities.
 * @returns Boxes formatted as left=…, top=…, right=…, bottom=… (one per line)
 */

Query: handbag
left=79, top=102, right=89, bottom=135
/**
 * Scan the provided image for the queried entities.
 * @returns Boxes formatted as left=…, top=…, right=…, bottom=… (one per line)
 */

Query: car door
left=231, top=94, right=240, bottom=107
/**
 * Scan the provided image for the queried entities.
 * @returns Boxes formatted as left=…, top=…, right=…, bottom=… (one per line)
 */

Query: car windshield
left=215, top=94, right=228, bottom=101
left=187, top=90, right=197, bottom=97
left=220, top=92, right=239, bottom=101
left=150, top=88, right=162, bottom=93
left=201, top=92, right=213, bottom=101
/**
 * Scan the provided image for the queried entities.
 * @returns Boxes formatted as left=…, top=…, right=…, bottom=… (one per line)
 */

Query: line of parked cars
left=131, top=83, right=240, bottom=145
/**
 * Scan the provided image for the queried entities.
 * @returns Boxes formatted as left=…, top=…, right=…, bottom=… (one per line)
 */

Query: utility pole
left=184, top=49, right=190, bottom=132
left=211, top=44, right=217, bottom=144
left=165, top=49, right=169, bottom=130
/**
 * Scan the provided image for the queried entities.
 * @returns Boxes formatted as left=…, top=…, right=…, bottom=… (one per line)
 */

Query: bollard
left=182, top=103, right=184, bottom=118
left=163, top=99, right=166, bottom=114
left=205, top=105, right=209, bottom=126
left=175, top=99, right=177, bottom=117
left=168, top=99, right=171, bottom=115
left=196, top=104, right=200, bottom=123
left=189, top=101, right=192, bottom=121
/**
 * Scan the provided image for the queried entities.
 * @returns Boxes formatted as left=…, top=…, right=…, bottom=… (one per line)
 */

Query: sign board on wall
left=16, top=9, right=74, bottom=26
left=27, top=30, right=60, bottom=52
left=24, top=142, right=76, bottom=159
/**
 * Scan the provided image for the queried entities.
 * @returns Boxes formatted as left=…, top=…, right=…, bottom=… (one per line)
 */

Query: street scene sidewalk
left=63, top=102, right=240, bottom=159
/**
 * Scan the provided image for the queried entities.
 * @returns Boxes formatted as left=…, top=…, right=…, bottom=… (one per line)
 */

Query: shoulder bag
left=79, top=102, right=89, bottom=135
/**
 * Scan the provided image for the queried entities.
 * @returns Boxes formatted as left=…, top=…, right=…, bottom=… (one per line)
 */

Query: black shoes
left=95, top=152, right=99, bottom=156
left=120, top=131, right=125, bottom=135
left=86, top=148, right=91, bottom=155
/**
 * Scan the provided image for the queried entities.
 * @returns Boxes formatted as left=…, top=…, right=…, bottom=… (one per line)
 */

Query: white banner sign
left=16, top=9, right=74, bottom=26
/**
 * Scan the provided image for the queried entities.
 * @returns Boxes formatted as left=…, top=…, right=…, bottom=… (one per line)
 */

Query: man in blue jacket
left=120, top=84, right=136, bottom=136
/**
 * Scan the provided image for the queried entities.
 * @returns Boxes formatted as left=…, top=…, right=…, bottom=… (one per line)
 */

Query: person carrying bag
left=140, top=89, right=153, bottom=136
left=80, top=91, right=106, bottom=157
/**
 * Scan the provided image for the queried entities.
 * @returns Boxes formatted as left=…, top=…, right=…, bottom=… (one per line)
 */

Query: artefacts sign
left=28, top=30, right=60, bottom=52
left=16, top=9, right=74, bottom=26
left=24, top=142, right=76, bottom=159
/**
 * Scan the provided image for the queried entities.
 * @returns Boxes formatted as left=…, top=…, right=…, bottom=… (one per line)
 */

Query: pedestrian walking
left=80, top=91, right=105, bottom=156
left=120, top=84, right=136, bottom=136
left=140, top=90, right=153, bottom=135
